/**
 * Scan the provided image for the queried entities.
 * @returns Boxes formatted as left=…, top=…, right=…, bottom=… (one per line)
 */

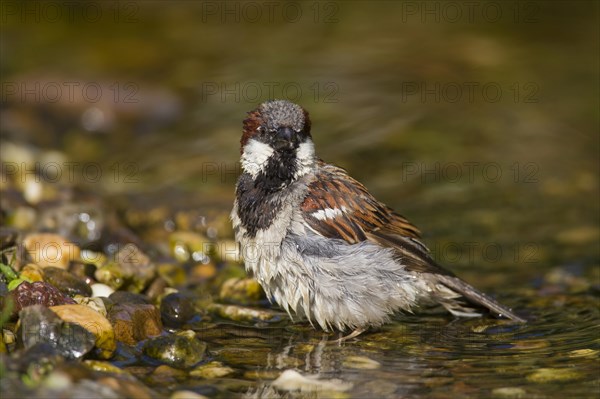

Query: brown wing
left=299, top=161, right=526, bottom=322
left=301, top=161, right=452, bottom=276
left=301, top=161, right=421, bottom=241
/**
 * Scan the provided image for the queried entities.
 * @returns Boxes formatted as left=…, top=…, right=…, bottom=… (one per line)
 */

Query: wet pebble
left=342, top=355, right=381, bottom=369
left=108, top=303, right=163, bottom=345
left=170, top=390, right=209, bottom=399
left=146, top=364, right=187, bottom=385
left=69, top=261, right=97, bottom=285
left=189, top=361, right=235, bottom=379
left=19, top=263, right=44, bottom=282
left=208, top=303, right=281, bottom=323
left=91, top=283, right=115, bottom=298
left=109, top=291, right=151, bottom=305
left=83, top=360, right=127, bottom=374
left=142, top=330, right=206, bottom=369
left=160, top=292, right=197, bottom=328
left=73, top=296, right=108, bottom=317
left=18, top=305, right=95, bottom=359
left=95, top=262, right=125, bottom=290
left=114, top=244, right=156, bottom=292
left=567, top=349, right=598, bottom=358
left=43, top=266, right=92, bottom=297
left=526, top=367, right=583, bottom=383
left=2, top=329, right=16, bottom=353
left=50, top=304, right=116, bottom=359
left=10, top=281, right=76, bottom=315
left=23, top=233, right=80, bottom=269
left=219, top=277, right=264, bottom=304
left=492, top=387, right=528, bottom=398
left=272, top=369, right=353, bottom=393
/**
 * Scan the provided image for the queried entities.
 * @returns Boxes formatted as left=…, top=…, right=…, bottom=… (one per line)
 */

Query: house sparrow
left=231, top=100, right=525, bottom=338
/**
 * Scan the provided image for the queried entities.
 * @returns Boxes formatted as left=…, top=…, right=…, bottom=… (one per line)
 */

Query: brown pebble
left=108, top=303, right=163, bottom=345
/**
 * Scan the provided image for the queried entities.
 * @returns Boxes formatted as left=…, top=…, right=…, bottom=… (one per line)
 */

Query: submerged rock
left=9, top=342, right=65, bottom=384
left=342, top=355, right=381, bottom=369
left=142, top=330, right=206, bottom=369
left=146, top=364, right=187, bottom=385
left=189, top=361, right=235, bottom=379
left=272, top=369, right=353, bottom=392
left=208, top=303, right=281, bottom=323
left=527, top=367, right=584, bottom=383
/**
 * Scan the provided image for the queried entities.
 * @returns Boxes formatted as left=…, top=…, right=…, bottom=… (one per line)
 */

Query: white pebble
left=91, top=283, right=114, bottom=298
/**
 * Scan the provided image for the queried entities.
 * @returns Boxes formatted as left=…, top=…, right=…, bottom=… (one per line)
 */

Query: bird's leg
left=332, top=328, right=366, bottom=344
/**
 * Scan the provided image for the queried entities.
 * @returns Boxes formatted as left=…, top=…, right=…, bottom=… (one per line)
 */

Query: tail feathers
left=434, top=274, right=526, bottom=323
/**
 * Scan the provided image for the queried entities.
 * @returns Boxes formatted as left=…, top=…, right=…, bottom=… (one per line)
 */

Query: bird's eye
left=256, top=126, right=265, bottom=134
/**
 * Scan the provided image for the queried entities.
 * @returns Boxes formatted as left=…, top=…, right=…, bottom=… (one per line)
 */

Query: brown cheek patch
left=302, top=109, right=312, bottom=138
left=241, top=110, right=263, bottom=153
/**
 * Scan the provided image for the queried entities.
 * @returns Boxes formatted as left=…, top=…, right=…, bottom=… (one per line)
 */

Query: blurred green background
left=1, top=1, right=598, bottom=279
left=1, top=2, right=599, bottom=398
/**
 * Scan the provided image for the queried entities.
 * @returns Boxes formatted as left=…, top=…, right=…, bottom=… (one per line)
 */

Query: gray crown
left=259, top=100, right=305, bottom=132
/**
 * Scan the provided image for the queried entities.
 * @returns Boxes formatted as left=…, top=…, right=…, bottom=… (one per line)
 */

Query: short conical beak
left=274, top=126, right=298, bottom=150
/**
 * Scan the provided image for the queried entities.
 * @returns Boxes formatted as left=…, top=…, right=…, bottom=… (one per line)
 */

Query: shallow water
left=1, top=1, right=598, bottom=398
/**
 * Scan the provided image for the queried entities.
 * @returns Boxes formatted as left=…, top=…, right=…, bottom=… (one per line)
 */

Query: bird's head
left=240, top=100, right=316, bottom=190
